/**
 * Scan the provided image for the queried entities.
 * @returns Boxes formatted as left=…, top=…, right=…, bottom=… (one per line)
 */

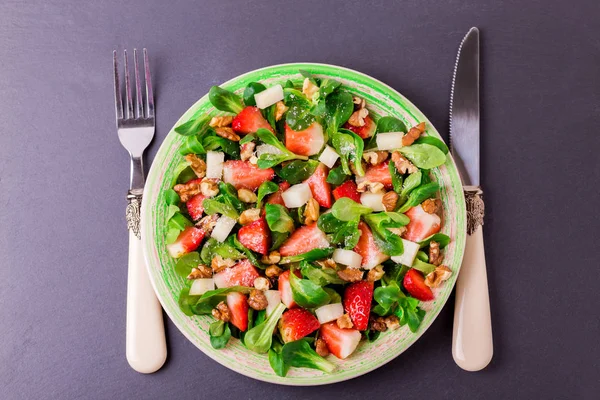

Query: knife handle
left=452, top=225, right=493, bottom=371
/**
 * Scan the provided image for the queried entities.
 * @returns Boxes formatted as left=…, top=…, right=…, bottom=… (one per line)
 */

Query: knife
left=449, top=27, right=493, bottom=371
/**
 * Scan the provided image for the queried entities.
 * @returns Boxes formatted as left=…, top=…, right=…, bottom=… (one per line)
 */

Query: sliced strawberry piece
left=319, top=322, right=362, bottom=359
left=284, top=122, right=325, bottom=156
left=167, top=227, right=205, bottom=258
left=403, top=204, right=442, bottom=242
left=237, top=218, right=270, bottom=255
left=279, top=223, right=330, bottom=257
left=186, top=193, right=207, bottom=221
left=332, top=180, right=361, bottom=203
left=222, top=160, right=275, bottom=191
left=226, top=292, right=249, bottom=331
left=343, top=281, right=374, bottom=331
left=266, top=181, right=291, bottom=206
left=278, top=270, right=302, bottom=309
left=343, top=115, right=377, bottom=139
left=278, top=308, right=320, bottom=343
left=231, top=106, right=274, bottom=135
left=304, top=163, right=332, bottom=208
left=355, top=161, right=393, bottom=189
left=213, top=259, right=260, bottom=288
left=353, top=221, right=390, bottom=270
left=403, top=268, right=434, bottom=301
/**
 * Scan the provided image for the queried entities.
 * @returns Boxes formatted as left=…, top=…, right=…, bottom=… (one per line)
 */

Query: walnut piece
left=363, top=151, right=389, bottom=165
left=370, top=316, right=388, bottom=332
left=265, top=264, right=283, bottom=278
left=428, top=241, right=443, bottom=266
left=352, top=96, right=366, bottom=110
left=366, top=265, right=385, bottom=282
left=402, top=122, right=426, bottom=147
left=200, top=178, right=219, bottom=198
left=422, top=198, right=441, bottom=214
left=240, top=142, right=255, bottom=162
left=253, top=277, right=271, bottom=291
left=238, top=188, right=258, bottom=203
left=187, top=264, right=213, bottom=279
left=315, top=338, right=329, bottom=357
left=275, top=101, right=288, bottom=121
left=214, top=127, right=241, bottom=142
left=387, top=226, right=407, bottom=236
left=249, top=155, right=258, bottom=165
left=212, top=301, right=231, bottom=322
left=424, top=265, right=452, bottom=288
left=209, top=116, right=233, bottom=128
left=348, top=108, right=369, bottom=127
left=357, top=181, right=385, bottom=194
left=316, top=258, right=337, bottom=269
left=304, top=198, right=320, bottom=225
left=382, top=191, right=399, bottom=212
left=248, top=289, right=268, bottom=310
left=337, top=268, right=364, bottom=282
left=239, top=208, right=261, bottom=225
left=337, top=314, right=354, bottom=329
left=302, top=78, right=319, bottom=100
left=384, top=315, right=400, bottom=330
left=391, top=151, right=418, bottom=174
left=173, top=180, right=202, bottom=203
left=196, top=214, right=219, bottom=234
left=184, top=154, right=207, bottom=178
left=211, top=255, right=236, bottom=273
left=261, top=251, right=281, bottom=265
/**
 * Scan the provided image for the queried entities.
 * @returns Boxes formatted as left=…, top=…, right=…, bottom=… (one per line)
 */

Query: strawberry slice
left=343, top=280, right=374, bottom=331
left=237, top=218, right=270, bottom=255
left=266, top=181, right=291, bottom=206
left=223, top=160, right=275, bottom=191
left=226, top=292, right=249, bottom=331
left=403, top=268, right=434, bottom=301
left=332, top=180, right=361, bottom=203
left=284, top=122, right=325, bottom=156
left=231, top=106, right=274, bottom=135
left=167, top=227, right=205, bottom=258
left=355, top=161, right=393, bottom=189
left=213, top=259, right=260, bottom=288
left=186, top=193, right=207, bottom=221
left=403, top=204, right=442, bottom=242
left=319, top=322, right=362, bottom=359
left=343, top=115, right=377, bottom=139
left=278, top=270, right=302, bottom=309
left=279, top=223, right=330, bottom=257
left=278, top=308, right=320, bottom=343
left=304, top=163, right=332, bottom=208
left=353, top=221, right=390, bottom=270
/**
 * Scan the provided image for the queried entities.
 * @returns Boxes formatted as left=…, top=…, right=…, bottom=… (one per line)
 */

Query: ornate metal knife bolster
left=126, top=189, right=143, bottom=239
left=464, top=186, right=484, bottom=235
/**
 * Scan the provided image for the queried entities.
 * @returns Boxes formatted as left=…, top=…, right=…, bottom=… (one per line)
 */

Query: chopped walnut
left=428, top=241, right=443, bottom=266
left=248, top=289, right=268, bottom=310
left=212, top=301, right=231, bottom=322
left=302, top=78, right=319, bottom=100
left=370, top=316, right=388, bottom=332
left=337, top=314, right=354, bottom=329
left=239, top=208, right=261, bottom=225
left=184, top=154, right=207, bottom=178
left=384, top=315, right=400, bottom=330
left=240, top=142, right=255, bottom=161
left=337, top=268, right=363, bottom=282
left=315, top=338, right=329, bottom=357
left=187, top=264, right=213, bottom=279
left=422, top=198, right=441, bottom=214
left=352, top=96, right=366, bottom=110
left=348, top=108, right=369, bottom=127
left=253, top=277, right=271, bottom=291
left=261, top=251, right=281, bottom=265
left=366, top=265, right=385, bottom=282
left=363, top=151, right=389, bottom=165
left=382, top=191, right=399, bottom=212
left=214, top=127, right=241, bottom=142
left=249, top=155, right=258, bottom=165
left=173, top=180, right=202, bottom=203
left=209, top=116, right=233, bottom=128
left=425, top=265, right=452, bottom=288
left=196, top=214, right=219, bottom=233
left=391, top=151, right=418, bottom=174
left=275, top=101, right=288, bottom=121
left=238, top=188, right=258, bottom=203
left=316, top=258, right=337, bottom=269
left=402, top=122, right=426, bottom=147
left=304, top=198, right=320, bottom=225
left=265, top=264, right=283, bottom=278
left=200, top=178, right=219, bottom=198
left=211, top=255, right=236, bottom=273
left=387, top=226, right=407, bottom=236
left=357, top=180, right=385, bottom=194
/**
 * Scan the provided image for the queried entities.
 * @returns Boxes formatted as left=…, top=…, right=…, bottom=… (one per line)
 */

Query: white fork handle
left=126, top=231, right=167, bottom=373
left=452, top=226, right=493, bottom=371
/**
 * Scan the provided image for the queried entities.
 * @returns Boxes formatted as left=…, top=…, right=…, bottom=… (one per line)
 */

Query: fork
left=113, top=49, right=167, bottom=373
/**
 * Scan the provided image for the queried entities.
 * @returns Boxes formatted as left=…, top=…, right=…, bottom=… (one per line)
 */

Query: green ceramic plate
left=141, top=63, right=466, bottom=385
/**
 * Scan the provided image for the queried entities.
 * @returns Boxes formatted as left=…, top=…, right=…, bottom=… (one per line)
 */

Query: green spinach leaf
left=397, top=182, right=439, bottom=213
left=174, top=114, right=211, bottom=136
left=209, top=320, right=231, bottom=349
left=281, top=339, right=336, bottom=373
left=243, top=82, right=266, bottom=106
left=203, top=197, right=240, bottom=219
left=265, top=204, right=295, bottom=233
left=174, top=252, right=201, bottom=278
left=257, top=181, right=279, bottom=208
left=209, top=86, right=244, bottom=114
left=414, top=136, right=449, bottom=154
left=277, top=160, right=319, bottom=184
left=300, top=261, right=344, bottom=286
left=330, top=197, right=372, bottom=221
left=244, top=303, right=286, bottom=353
left=399, top=144, right=446, bottom=169
left=324, top=91, right=354, bottom=135
left=280, top=247, right=334, bottom=264
left=419, top=233, right=451, bottom=248
left=326, top=166, right=349, bottom=185
left=268, top=341, right=289, bottom=377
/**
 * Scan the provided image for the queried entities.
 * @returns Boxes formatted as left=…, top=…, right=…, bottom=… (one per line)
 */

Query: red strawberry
left=223, top=160, right=275, bottom=191
left=237, top=218, right=270, bottom=255
left=279, top=308, right=320, bottom=343
left=226, top=292, right=249, bottom=331
left=403, top=268, right=434, bottom=301
left=166, top=227, right=205, bottom=258
left=343, top=281, right=374, bottom=331
left=332, top=180, right=361, bottom=203
left=403, top=204, right=442, bottom=242
left=278, top=270, right=302, bottom=309
left=319, top=322, right=362, bottom=359
left=231, top=106, right=274, bottom=135
left=353, top=221, right=390, bottom=270
left=279, top=223, right=330, bottom=257
left=186, top=193, right=207, bottom=221
left=343, top=115, right=377, bottom=139
left=213, top=259, right=260, bottom=288
left=356, top=161, right=393, bottom=189
left=266, top=181, right=291, bottom=206
left=284, top=122, right=325, bottom=156
left=304, top=163, right=332, bottom=208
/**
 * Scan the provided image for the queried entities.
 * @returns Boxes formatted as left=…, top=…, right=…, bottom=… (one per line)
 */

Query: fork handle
left=125, top=195, right=167, bottom=373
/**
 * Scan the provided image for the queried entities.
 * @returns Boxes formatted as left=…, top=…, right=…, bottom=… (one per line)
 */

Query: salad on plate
left=163, top=70, right=453, bottom=376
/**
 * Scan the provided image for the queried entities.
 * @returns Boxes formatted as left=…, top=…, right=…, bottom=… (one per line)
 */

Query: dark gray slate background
left=1, top=0, right=599, bottom=399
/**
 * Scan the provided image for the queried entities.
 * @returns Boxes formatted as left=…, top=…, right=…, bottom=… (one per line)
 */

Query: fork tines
left=113, top=48, right=154, bottom=122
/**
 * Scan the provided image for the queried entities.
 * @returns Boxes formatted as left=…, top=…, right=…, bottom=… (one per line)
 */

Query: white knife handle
left=452, top=225, right=493, bottom=371
left=125, top=196, right=167, bottom=373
